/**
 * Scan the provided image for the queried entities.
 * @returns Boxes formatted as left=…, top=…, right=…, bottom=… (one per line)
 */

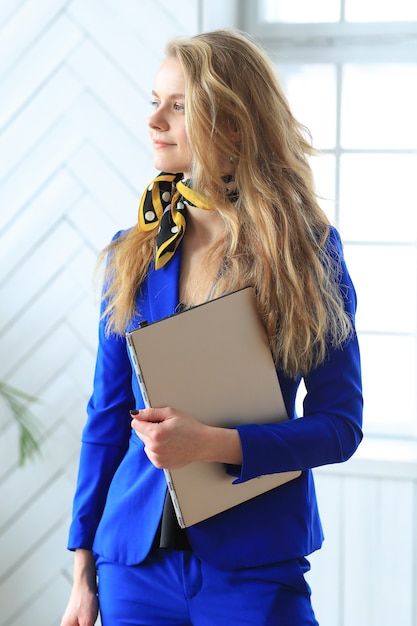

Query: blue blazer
left=68, top=227, right=363, bottom=570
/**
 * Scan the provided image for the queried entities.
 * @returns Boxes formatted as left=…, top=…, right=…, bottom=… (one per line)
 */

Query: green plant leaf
left=0, top=381, right=42, bottom=465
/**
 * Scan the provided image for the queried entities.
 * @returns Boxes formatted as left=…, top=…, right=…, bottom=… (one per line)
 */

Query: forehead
left=153, top=56, right=185, bottom=96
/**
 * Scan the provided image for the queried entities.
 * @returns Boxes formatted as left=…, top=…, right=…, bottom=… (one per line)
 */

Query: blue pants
left=96, top=549, right=319, bottom=625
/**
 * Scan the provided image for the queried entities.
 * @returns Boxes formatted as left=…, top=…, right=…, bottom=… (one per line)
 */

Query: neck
left=185, top=203, right=224, bottom=247
left=179, top=205, right=224, bottom=307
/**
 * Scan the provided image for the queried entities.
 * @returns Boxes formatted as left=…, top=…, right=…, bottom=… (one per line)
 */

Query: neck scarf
left=138, top=172, right=216, bottom=270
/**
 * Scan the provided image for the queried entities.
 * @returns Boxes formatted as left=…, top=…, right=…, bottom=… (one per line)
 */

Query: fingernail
left=130, top=409, right=140, bottom=415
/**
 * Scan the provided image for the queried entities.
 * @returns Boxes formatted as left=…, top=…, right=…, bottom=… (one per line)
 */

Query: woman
left=61, top=29, right=362, bottom=626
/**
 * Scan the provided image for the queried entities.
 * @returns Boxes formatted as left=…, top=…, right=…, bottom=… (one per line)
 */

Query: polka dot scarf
left=137, top=171, right=215, bottom=270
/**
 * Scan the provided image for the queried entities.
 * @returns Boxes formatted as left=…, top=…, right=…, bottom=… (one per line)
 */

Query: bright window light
left=346, top=0, right=417, bottom=22
left=260, top=0, right=340, bottom=23
left=251, top=1, right=417, bottom=438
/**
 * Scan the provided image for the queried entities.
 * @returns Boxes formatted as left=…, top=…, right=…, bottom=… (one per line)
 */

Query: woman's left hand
left=131, top=407, right=209, bottom=469
left=130, top=407, right=242, bottom=469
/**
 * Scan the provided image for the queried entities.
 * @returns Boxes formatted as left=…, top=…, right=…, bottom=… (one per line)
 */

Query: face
left=148, top=57, right=193, bottom=178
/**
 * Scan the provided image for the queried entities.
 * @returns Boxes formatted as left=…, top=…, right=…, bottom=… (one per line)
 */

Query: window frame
left=241, top=1, right=417, bottom=441
left=242, top=1, right=417, bottom=63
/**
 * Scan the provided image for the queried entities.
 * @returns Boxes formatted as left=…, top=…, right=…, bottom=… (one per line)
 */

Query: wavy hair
left=100, top=29, right=352, bottom=377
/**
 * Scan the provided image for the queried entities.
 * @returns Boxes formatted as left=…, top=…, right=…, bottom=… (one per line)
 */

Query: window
left=243, top=1, right=417, bottom=439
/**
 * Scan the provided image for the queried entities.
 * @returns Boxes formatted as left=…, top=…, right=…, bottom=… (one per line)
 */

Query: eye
left=150, top=99, right=160, bottom=109
left=174, top=102, right=185, bottom=112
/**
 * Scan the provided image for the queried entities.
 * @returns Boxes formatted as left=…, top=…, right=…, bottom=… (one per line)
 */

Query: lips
left=153, top=140, right=175, bottom=149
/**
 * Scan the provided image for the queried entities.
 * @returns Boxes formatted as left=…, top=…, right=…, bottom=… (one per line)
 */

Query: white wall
left=308, top=441, right=417, bottom=625
left=1, top=2, right=415, bottom=625
left=0, top=2, right=201, bottom=624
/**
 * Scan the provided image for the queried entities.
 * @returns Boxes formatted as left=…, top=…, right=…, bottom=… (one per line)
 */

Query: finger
left=131, top=417, right=162, bottom=442
left=130, top=408, right=163, bottom=423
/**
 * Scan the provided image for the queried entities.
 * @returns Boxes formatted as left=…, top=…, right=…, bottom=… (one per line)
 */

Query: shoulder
left=110, top=226, right=135, bottom=244
left=325, top=225, right=344, bottom=256
left=326, top=226, right=357, bottom=312
left=321, top=226, right=350, bottom=276
left=102, top=227, right=137, bottom=263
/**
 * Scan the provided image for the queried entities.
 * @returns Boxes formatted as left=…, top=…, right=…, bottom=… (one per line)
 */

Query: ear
left=230, top=129, right=241, bottom=144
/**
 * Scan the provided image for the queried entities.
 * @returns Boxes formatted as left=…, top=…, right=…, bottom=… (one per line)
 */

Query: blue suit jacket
left=68, top=227, right=363, bottom=570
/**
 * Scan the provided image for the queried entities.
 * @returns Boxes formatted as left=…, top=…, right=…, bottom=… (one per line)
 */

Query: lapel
left=146, top=249, right=181, bottom=322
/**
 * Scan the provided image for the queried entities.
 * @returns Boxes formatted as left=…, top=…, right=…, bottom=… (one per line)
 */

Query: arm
left=132, top=227, right=362, bottom=477
left=235, top=332, right=362, bottom=480
left=131, top=327, right=361, bottom=474
left=63, top=231, right=138, bottom=623
left=234, top=227, right=363, bottom=481
left=60, top=550, right=98, bottom=626
left=68, top=320, right=134, bottom=549
left=67, top=231, right=136, bottom=554
left=63, top=327, right=134, bottom=623
left=131, top=406, right=242, bottom=468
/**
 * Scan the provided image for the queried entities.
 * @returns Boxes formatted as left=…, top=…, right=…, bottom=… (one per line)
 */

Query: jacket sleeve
left=67, top=240, right=135, bottom=550
left=234, top=227, right=363, bottom=482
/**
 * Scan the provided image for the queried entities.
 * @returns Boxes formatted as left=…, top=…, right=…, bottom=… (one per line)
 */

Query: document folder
left=126, top=287, right=301, bottom=527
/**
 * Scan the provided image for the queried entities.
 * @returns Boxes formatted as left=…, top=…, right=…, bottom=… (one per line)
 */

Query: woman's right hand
left=60, top=550, right=99, bottom=626
left=60, top=587, right=98, bottom=626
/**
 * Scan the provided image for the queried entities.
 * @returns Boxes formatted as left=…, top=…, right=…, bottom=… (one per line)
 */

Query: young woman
left=61, top=29, right=363, bottom=626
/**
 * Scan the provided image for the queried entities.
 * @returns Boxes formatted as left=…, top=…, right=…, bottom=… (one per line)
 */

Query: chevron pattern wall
left=4, top=4, right=416, bottom=626
left=0, top=2, right=199, bottom=624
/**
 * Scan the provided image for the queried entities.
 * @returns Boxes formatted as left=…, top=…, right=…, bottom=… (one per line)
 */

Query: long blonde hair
left=100, top=29, right=352, bottom=378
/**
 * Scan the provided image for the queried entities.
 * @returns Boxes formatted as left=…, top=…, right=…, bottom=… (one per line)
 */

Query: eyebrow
left=152, top=90, right=185, bottom=100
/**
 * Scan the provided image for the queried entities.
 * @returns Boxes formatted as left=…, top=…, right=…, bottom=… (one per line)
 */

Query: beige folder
left=126, top=287, right=301, bottom=528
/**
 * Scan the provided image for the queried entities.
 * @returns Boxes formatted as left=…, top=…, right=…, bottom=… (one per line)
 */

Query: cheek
left=180, top=128, right=190, bottom=148
left=181, top=132, right=193, bottom=160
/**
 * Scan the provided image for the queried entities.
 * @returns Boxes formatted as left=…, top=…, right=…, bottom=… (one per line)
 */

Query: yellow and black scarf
left=138, top=172, right=237, bottom=270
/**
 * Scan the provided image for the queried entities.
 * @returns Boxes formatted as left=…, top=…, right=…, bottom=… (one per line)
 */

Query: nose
left=148, top=109, right=169, bottom=131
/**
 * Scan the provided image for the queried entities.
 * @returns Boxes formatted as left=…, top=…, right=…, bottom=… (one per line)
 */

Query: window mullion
left=334, top=63, right=343, bottom=229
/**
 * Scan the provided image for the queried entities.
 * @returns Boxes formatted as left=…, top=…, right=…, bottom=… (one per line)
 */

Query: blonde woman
left=61, top=30, right=362, bottom=626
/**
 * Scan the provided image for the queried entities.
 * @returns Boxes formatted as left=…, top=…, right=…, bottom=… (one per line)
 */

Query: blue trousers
left=96, top=549, right=319, bottom=625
